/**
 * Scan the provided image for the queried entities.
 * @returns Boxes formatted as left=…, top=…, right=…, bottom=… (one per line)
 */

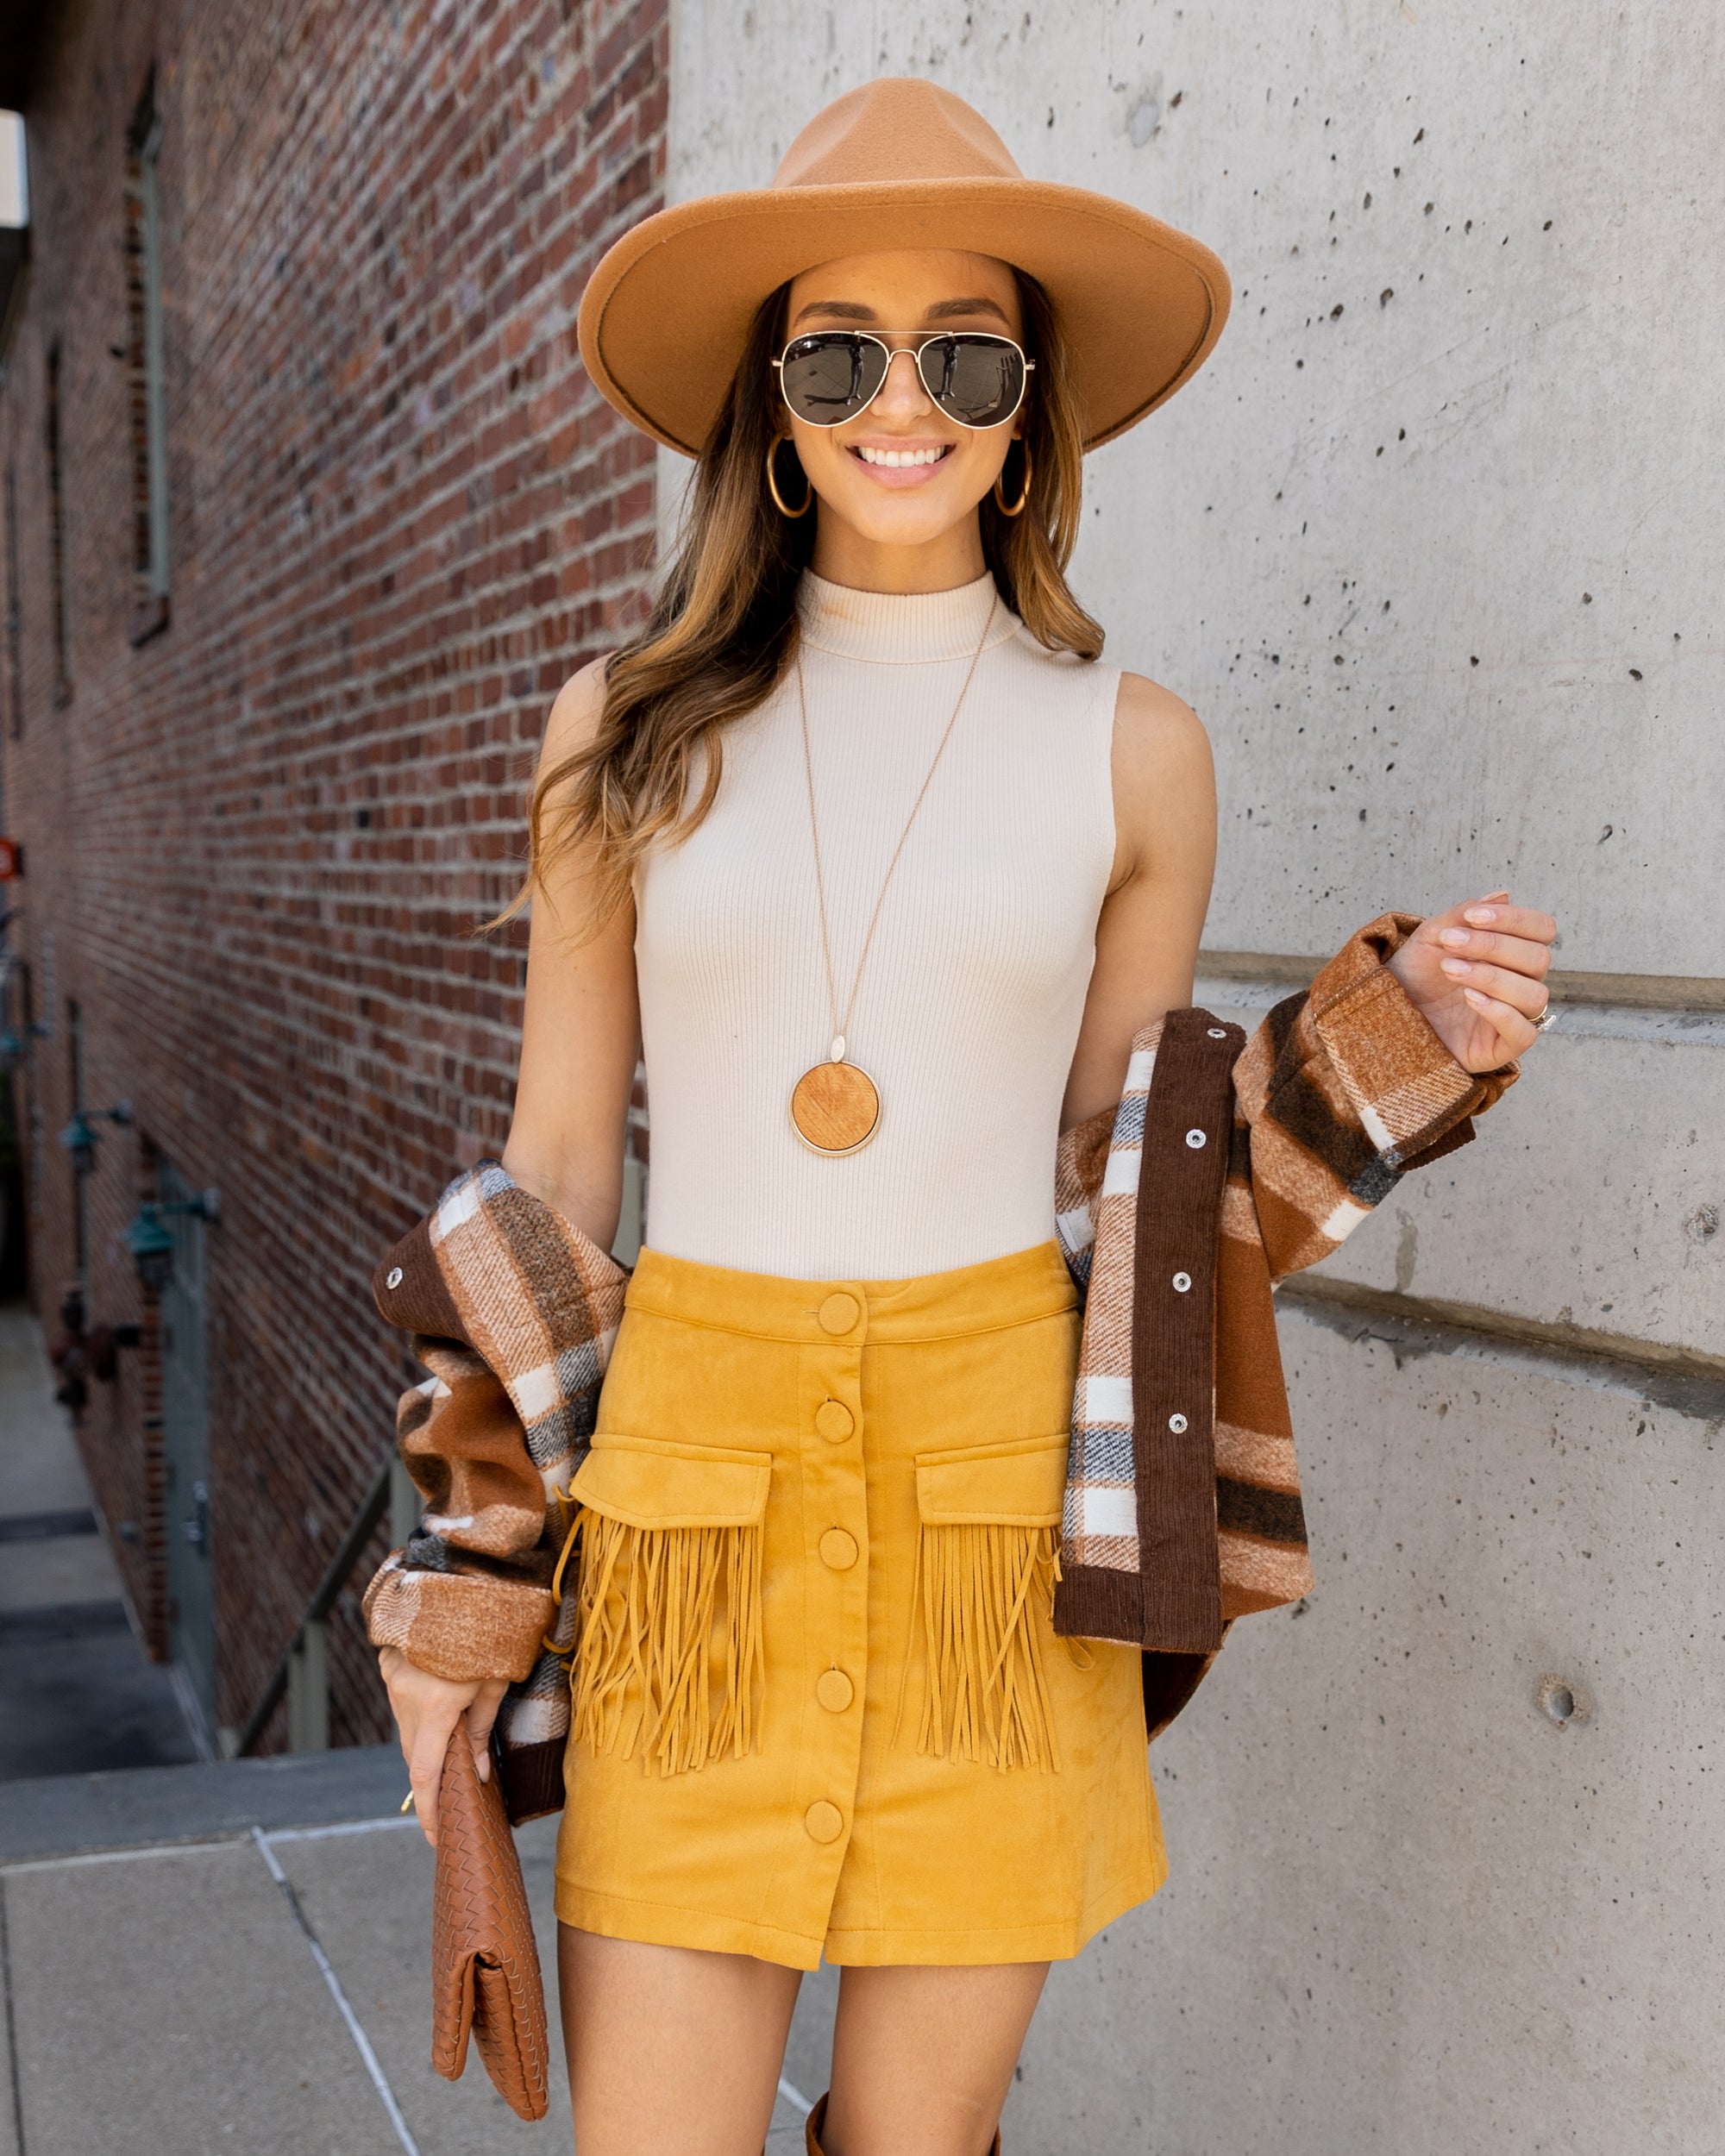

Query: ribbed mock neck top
left=634, top=570, right=1120, bottom=1280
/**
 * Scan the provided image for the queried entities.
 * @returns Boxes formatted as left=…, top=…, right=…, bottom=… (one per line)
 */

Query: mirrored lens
left=780, top=335, right=891, bottom=423
left=919, top=335, right=1025, bottom=427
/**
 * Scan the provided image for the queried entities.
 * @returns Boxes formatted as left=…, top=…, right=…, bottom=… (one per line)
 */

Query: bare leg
left=559, top=1924, right=804, bottom=2156
left=821, top=1962, right=1050, bottom=2156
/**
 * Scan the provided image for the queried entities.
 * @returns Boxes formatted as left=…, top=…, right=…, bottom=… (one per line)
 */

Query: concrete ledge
left=0, top=1744, right=406, bottom=1864
left=1279, top=1275, right=1725, bottom=1422
left=0, top=1598, right=129, bottom=1642
left=1197, top=948, right=1725, bottom=1015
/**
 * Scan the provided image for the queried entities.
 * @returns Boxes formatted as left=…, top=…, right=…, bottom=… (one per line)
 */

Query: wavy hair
left=509, top=268, right=1102, bottom=934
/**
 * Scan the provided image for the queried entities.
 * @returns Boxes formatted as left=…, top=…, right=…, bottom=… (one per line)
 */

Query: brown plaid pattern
left=366, top=917, right=1518, bottom=1805
left=1053, top=913, right=1516, bottom=1674
left=361, top=1161, right=628, bottom=1820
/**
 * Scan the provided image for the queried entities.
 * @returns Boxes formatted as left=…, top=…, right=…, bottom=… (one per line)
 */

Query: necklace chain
left=795, top=594, right=996, bottom=1059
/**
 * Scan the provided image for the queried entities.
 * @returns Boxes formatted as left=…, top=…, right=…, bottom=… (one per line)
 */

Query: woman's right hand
left=379, top=1646, right=508, bottom=1848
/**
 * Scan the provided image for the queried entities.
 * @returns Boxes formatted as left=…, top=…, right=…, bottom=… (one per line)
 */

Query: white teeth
left=856, top=445, right=947, bottom=467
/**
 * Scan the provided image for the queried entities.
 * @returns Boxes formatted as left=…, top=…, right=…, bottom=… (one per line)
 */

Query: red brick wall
left=0, top=0, right=665, bottom=1747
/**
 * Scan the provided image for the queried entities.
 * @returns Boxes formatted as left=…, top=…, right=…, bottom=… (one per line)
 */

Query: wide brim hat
left=578, top=77, right=1231, bottom=457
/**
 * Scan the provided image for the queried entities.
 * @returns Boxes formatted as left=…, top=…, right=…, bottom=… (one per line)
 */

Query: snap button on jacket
left=363, top=914, right=1517, bottom=1820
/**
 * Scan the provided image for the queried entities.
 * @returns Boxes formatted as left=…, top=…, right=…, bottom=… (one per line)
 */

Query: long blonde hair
left=511, top=270, right=1102, bottom=933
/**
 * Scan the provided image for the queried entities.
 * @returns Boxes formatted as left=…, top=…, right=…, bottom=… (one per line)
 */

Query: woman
left=370, top=78, right=1556, bottom=2156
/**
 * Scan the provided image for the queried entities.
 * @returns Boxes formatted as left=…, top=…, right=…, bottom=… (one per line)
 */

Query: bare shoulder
left=1112, top=670, right=1214, bottom=790
left=539, top=655, right=612, bottom=768
left=1110, top=671, right=1215, bottom=881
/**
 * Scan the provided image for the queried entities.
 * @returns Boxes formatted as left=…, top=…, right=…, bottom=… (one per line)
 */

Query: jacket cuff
left=362, top=1550, right=550, bottom=1685
left=496, top=1739, right=568, bottom=1826
left=1304, top=912, right=1518, bottom=1168
left=1052, top=1563, right=1146, bottom=1648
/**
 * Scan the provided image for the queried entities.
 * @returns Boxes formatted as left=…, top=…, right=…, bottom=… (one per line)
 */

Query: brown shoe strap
left=803, top=2091, right=1000, bottom=2155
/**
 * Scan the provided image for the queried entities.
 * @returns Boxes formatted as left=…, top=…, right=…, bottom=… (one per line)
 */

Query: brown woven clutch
left=431, top=1724, right=553, bottom=2121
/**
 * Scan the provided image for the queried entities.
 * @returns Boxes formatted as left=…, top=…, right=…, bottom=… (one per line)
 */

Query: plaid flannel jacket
left=363, top=913, right=1516, bottom=1818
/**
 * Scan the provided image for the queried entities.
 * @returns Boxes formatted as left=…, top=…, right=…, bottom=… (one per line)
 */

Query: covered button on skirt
left=552, top=1239, right=1166, bottom=1970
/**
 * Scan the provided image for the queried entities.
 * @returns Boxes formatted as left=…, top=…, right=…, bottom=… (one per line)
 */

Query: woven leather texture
left=431, top=1724, right=553, bottom=2121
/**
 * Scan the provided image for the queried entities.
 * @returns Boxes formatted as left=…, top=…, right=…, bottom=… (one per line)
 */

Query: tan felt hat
left=578, top=77, right=1231, bottom=457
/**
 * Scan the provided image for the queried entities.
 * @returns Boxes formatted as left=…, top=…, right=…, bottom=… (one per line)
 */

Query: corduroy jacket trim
left=1047, top=915, right=1515, bottom=1731
left=362, top=913, right=1517, bottom=1814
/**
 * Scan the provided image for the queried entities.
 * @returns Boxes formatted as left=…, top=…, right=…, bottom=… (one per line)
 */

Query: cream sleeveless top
left=634, top=570, right=1120, bottom=1280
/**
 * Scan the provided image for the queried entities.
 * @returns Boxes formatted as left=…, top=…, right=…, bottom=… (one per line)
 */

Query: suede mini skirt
left=552, top=1240, right=1166, bottom=1971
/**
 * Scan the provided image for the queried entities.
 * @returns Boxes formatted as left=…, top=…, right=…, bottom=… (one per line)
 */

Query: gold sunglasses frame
left=772, top=330, right=1035, bottom=430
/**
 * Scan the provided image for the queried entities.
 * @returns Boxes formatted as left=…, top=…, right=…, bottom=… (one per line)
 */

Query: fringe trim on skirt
left=897, top=1523, right=1062, bottom=1772
left=569, top=1510, right=765, bottom=1777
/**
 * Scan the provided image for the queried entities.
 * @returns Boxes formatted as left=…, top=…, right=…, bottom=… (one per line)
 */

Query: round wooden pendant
left=790, top=1059, right=881, bottom=1155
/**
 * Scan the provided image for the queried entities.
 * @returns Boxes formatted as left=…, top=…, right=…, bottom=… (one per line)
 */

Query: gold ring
left=1531, top=1002, right=1555, bottom=1031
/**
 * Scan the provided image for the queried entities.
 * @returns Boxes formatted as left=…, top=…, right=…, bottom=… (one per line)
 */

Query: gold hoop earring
left=766, top=434, right=814, bottom=519
left=993, top=442, right=1032, bottom=518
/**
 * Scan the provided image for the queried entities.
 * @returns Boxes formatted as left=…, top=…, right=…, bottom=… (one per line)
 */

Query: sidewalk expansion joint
left=1, top=1879, right=26, bottom=2156
left=250, top=1827, right=423, bottom=2156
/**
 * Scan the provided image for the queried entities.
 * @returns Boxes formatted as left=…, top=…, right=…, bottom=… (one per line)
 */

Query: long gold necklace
left=789, top=595, right=995, bottom=1156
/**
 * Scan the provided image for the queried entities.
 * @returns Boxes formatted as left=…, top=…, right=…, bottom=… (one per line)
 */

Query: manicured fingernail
left=1440, top=926, right=1470, bottom=946
left=1441, top=957, right=1471, bottom=976
left=1463, top=987, right=1490, bottom=1007
left=1464, top=906, right=1496, bottom=924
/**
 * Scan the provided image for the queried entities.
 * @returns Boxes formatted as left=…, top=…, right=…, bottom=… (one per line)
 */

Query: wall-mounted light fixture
left=123, top=1188, right=219, bottom=1294
left=57, top=1100, right=135, bottom=1176
left=59, top=1111, right=97, bottom=1176
left=0, top=1020, right=53, bottom=1072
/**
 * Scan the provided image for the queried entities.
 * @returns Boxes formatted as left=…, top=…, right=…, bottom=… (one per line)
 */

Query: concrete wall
left=664, top=5, right=1723, bottom=2147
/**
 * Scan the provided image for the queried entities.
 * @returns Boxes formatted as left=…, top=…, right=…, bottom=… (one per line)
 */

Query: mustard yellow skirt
left=552, top=1240, right=1166, bottom=1970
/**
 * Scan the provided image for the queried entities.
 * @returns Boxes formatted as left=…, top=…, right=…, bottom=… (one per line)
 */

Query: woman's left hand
left=1386, top=890, right=1559, bottom=1073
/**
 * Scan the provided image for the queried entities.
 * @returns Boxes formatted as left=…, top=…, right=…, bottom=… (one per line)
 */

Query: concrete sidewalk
left=0, top=1750, right=835, bottom=2155
left=0, top=1312, right=834, bottom=2151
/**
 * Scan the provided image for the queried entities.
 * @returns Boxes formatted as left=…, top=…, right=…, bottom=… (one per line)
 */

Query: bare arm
left=384, top=656, right=641, bottom=1839
left=499, top=658, right=643, bottom=1244
left=1061, top=671, right=1217, bottom=1131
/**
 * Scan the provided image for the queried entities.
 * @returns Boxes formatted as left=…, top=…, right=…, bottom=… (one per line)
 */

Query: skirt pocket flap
left=914, top=1432, right=1070, bottom=1528
left=572, top=1433, right=771, bottom=1531
left=902, top=1433, right=1070, bottom=1772
left=568, top=1434, right=769, bottom=1774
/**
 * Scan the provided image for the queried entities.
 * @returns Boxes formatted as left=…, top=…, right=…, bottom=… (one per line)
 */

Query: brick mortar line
left=178, top=95, right=662, bottom=437
left=173, top=5, right=588, bottom=387
left=2, top=0, right=671, bottom=1751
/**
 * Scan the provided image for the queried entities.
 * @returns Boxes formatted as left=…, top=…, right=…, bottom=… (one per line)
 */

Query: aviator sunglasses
left=774, top=329, right=1033, bottom=430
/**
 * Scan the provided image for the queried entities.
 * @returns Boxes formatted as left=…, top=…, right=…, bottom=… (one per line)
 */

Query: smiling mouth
left=850, top=444, right=954, bottom=469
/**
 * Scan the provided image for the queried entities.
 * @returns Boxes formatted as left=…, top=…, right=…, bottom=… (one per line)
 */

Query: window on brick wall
left=125, top=78, right=169, bottom=645
left=3, top=461, right=20, bottom=739
left=45, top=342, right=70, bottom=704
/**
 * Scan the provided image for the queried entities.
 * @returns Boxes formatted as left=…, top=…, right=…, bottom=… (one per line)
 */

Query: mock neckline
left=797, top=570, right=1014, bottom=664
